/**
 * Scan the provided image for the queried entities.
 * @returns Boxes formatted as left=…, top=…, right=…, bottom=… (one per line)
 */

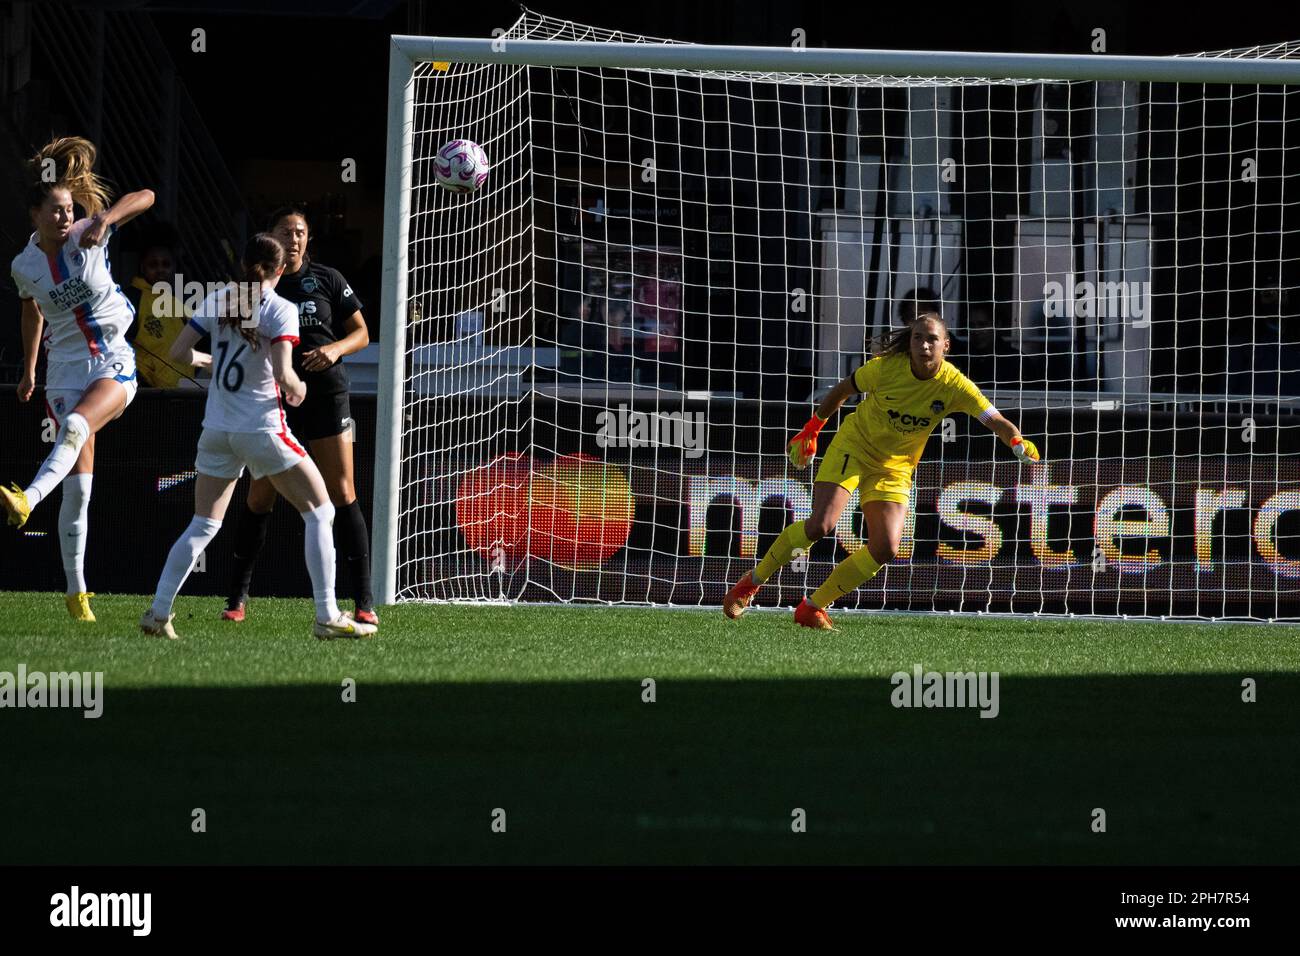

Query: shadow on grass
left=2, top=673, right=1296, bottom=864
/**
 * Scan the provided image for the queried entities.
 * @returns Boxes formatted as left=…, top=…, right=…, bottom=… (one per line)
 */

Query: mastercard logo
left=456, top=452, right=636, bottom=570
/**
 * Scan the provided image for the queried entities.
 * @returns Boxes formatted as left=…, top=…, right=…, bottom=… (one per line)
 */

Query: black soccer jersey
left=274, top=257, right=363, bottom=395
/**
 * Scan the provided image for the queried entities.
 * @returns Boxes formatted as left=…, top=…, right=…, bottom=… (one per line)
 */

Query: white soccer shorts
left=195, top=427, right=307, bottom=481
left=44, top=347, right=139, bottom=427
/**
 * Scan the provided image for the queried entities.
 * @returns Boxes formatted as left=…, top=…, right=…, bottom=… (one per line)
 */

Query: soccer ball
left=434, top=139, right=489, bottom=194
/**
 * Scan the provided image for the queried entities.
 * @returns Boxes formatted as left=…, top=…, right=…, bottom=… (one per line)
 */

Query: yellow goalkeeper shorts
left=813, top=435, right=913, bottom=505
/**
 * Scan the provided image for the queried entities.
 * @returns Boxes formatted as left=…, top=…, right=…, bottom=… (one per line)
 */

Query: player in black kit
left=221, top=207, right=378, bottom=625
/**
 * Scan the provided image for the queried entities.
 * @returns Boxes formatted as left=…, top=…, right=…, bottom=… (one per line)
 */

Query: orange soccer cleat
left=793, top=597, right=836, bottom=631
left=723, top=570, right=761, bottom=620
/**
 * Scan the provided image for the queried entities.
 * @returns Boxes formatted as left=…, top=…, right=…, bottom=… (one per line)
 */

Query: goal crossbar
left=390, top=35, right=1300, bottom=84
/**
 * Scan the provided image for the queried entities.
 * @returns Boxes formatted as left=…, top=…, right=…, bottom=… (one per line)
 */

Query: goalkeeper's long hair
left=870, top=311, right=947, bottom=357
left=219, top=233, right=287, bottom=350
left=24, top=136, right=113, bottom=217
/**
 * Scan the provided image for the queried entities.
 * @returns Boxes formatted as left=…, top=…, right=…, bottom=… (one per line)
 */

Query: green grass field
left=0, top=591, right=1296, bottom=864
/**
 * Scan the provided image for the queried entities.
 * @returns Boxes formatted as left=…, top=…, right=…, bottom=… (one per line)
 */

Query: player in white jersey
left=138, top=233, right=375, bottom=641
left=2, top=137, right=155, bottom=622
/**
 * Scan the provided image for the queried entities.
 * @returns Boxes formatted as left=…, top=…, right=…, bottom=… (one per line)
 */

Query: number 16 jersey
left=189, top=285, right=300, bottom=434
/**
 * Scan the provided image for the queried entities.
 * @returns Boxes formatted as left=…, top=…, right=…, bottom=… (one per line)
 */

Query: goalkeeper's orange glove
left=1011, top=436, right=1041, bottom=463
left=788, top=414, right=828, bottom=470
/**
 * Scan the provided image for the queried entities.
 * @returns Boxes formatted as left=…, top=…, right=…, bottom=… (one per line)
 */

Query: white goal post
left=376, top=16, right=1300, bottom=621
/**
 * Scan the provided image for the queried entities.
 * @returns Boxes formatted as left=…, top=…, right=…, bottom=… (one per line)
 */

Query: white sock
left=59, top=473, right=93, bottom=594
left=27, top=413, right=90, bottom=507
left=151, top=515, right=222, bottom=618
left=302, top=502, right=340, bottom=622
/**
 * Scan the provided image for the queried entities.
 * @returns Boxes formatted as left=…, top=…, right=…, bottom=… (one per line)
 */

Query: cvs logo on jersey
left=887, top=408, right=932, bottom=431
left=298, top=300, right=321, bottom=326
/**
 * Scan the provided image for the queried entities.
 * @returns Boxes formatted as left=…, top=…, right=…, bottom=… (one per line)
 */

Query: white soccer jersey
left=189, top=286, right=301, bottom=435
left=9, top=219, right=136, bottom=363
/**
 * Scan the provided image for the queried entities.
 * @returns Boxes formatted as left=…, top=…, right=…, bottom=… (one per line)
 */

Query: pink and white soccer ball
left=434, top=139, right=489, bottom=194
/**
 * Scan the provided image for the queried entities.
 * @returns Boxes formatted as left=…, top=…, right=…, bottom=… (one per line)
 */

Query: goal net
left=377, top=10, right=1300, bottom=621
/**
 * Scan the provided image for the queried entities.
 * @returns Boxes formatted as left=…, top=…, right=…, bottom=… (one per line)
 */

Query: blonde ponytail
left=25, top=136, right=113, bottom=217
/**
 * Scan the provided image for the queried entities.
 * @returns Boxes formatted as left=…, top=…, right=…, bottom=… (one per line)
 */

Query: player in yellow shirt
left=127, top=241, right=198, bottom=388
left=723, top=312, right=1041, bottom=630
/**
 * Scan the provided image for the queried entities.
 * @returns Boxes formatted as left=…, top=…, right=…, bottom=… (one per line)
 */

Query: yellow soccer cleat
left=1, top=483, right=32, bottom=529
left=65, top=591, right=96, bottom=623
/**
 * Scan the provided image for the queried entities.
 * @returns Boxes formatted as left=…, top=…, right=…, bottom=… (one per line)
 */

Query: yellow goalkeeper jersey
left=834, top=352, right=997, bottom=470
left=130, top=277, right=195, bottom=388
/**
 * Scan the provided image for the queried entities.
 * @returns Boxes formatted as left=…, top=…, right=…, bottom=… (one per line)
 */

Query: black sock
left=336, top=500, right=374, bottom=610
left=228, top=504, right=272, bottom=608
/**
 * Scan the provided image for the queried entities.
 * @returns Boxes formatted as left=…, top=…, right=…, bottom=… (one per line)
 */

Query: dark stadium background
left=9, top=0, right=1300, bottom=357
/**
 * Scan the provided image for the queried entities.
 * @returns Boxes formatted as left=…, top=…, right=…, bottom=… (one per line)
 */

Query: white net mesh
left=393, top=10, right=1300, bottom=620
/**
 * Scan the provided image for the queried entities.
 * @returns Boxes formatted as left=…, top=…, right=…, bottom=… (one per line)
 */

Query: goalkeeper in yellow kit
left=723, top=312, right=1041, bottom=630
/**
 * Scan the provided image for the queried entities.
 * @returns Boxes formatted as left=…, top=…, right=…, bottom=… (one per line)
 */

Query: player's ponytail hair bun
left=25, top=136, right=113, bottom=217
left=242, top=232, right=286, bottom=284
left=221, top=233, right=287, bottom=348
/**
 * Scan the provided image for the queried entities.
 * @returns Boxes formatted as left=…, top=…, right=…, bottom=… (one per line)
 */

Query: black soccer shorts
left=285, top=388, right=353, bottom=442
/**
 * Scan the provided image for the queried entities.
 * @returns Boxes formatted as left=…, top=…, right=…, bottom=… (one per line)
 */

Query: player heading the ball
left=723, top=312, right=1041, bottom=630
